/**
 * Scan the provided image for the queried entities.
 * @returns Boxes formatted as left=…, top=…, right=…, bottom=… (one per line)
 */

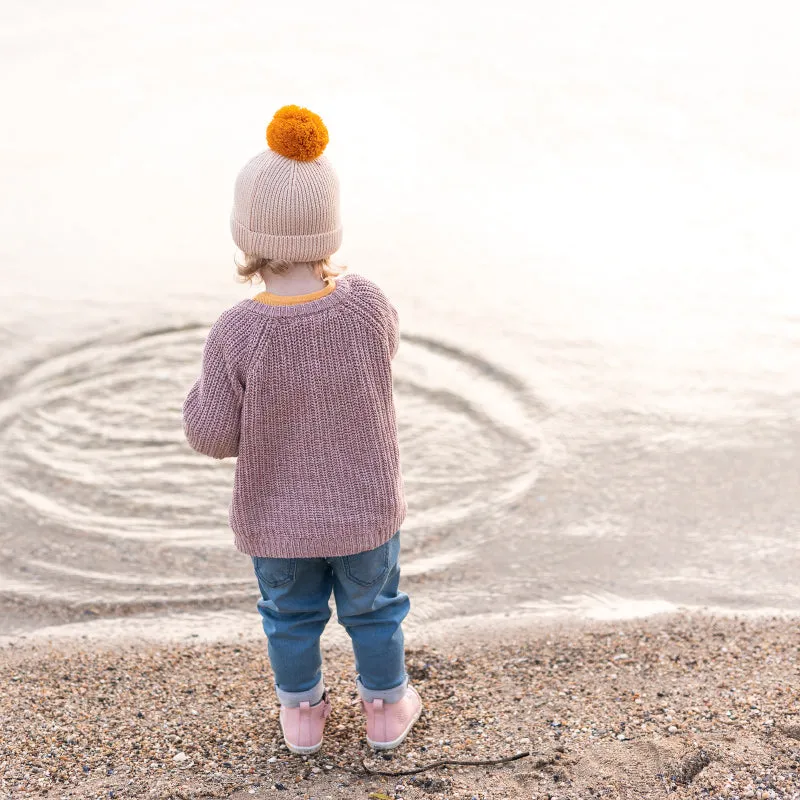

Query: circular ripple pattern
left=0, top=326, right=540, bottom=611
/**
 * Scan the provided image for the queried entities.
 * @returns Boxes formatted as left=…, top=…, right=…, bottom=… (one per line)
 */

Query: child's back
left=183, top=272, right=406, bottom=557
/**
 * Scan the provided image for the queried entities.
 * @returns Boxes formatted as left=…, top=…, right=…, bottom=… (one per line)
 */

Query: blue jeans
left=252, top=531, right=409, bottom=707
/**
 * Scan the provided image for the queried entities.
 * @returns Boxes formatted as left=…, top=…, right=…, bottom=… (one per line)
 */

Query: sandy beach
left=2, top=612, right=799, bottom=800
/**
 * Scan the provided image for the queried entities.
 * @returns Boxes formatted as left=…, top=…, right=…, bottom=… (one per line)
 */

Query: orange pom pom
left=266, top=105, right=329, bottom=162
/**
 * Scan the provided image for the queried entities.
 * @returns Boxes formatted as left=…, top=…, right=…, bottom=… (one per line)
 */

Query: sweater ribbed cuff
left=231, top=510, right=407, bottom=559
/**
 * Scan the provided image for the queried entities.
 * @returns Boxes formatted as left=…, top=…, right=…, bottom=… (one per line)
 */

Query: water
left=2, top=0, right=799, bottom=637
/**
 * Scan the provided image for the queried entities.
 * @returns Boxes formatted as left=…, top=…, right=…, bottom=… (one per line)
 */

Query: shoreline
left=2, top=611, right=799, bottom=799
left=4, top=593, right=800, bottom=651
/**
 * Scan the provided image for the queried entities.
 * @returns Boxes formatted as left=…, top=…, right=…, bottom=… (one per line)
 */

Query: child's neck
left=262, top=264, right=327, bottom=297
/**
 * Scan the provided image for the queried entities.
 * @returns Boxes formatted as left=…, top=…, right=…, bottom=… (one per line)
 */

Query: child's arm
left=182, top=317, right=244, bottom=459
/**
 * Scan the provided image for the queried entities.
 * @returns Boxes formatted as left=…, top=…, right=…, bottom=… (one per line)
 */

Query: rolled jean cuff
left=357, top=675, right=408, bottom=705
left=276, top=677, right=325, bottom=708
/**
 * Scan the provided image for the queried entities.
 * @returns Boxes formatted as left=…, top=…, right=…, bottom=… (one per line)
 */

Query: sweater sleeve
left=182, top=314, right=245, bottom=460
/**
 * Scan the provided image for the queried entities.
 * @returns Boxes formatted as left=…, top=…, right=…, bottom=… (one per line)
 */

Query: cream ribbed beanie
left=231, top=105, right=342, bottom=262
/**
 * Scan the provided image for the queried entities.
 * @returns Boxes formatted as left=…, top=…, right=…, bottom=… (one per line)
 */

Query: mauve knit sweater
left=182, top=274, right=406, bottom=558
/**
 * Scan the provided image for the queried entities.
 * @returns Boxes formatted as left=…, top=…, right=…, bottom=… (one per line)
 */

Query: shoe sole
left=366, top=702, right=423, bottom=751
left=284, top=736, right=324, bottom=755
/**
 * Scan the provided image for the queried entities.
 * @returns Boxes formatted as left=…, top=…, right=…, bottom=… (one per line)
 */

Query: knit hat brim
left=231, top=217, right=342, bottom=262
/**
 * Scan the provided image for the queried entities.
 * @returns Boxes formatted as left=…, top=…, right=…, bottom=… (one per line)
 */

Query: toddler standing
left=183, top=105, right=421, bottom=755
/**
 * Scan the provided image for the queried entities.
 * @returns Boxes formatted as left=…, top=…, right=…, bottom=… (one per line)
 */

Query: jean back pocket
left=252, top=556, right=297, bottom=589
left=341, top=539, right=393, bottom=587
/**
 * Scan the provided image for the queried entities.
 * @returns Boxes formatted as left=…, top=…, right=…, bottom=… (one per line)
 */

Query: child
left=183, top=105, right=422, bottom=755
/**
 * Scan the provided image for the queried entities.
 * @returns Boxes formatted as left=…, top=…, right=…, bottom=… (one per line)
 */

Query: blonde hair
left=236, top=253, right=346, bottom=285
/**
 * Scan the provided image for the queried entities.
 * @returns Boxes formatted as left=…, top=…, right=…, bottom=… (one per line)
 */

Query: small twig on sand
left=359, top=750, right=531, bottom=777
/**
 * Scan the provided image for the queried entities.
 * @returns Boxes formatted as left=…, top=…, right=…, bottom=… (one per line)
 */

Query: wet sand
left=2, top=612, right=799, bottom=800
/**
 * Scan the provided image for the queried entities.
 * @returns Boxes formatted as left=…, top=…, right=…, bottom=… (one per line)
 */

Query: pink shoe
left=279, top=693, right=332, bottom=755
left=361, top=685, right=422, bottom=750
